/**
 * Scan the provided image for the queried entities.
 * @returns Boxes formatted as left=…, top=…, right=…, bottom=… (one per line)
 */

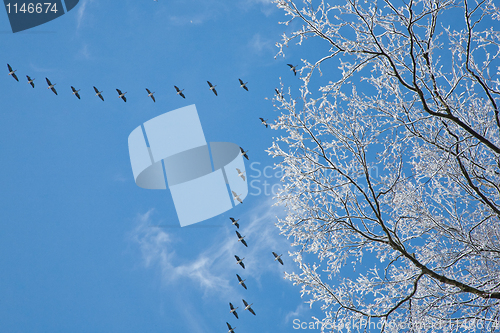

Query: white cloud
left=128, top=197, right=291, bottom=299
left=76, top=0, right=90, bottom=30
left=248, top=33, right=274, bottom=55
left=284, top=303, right=309, bottom=324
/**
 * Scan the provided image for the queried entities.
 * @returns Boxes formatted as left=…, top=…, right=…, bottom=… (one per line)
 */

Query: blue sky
left=0, top=0, right=326, bottom=331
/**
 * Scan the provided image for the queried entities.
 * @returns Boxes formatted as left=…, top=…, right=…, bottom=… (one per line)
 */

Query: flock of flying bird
left=6, top=63, right=299, bottom=129
left=8, top=60, right=297, bottom=333
left=225, top=213, right=285, bottom=333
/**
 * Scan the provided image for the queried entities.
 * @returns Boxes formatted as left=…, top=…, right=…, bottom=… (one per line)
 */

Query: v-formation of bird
left=6, top=62, right=303, bottom=129
left=6, top=64, right=253, bottom=103
left=226, top=212, right=285, bottom=331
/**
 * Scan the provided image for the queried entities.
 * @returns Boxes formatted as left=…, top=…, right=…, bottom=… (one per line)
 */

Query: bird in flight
left=239, top=147, right=249, bottom=160
left=207, top=81, right=217, bottom=96
left=238, top=78, right=248, bottom=91
left=7, top=64, right=18, bottom=81
left=146, top=88, right=155, bottom=102
left=46, top=77, right=57, bottom=95
left=229, top=303, right=239, bottom=319
left=226, top=322, right=236, bottom=333
left=71, top=86, right=81, bottom=99
left=236, top=274, right=247, bottom=290
left=234, top=255, right=245, bottom=269
left=272, top=252, right=284, bottom=265
left=287, top=63, right=297, bottom=76
left=235, top=230, right=248, bottom=247
left=94, top=86, right=104, bottom=101
left=116, top=89, right=127, bottom=102
left=232, top=191, right=243, bottom=204
left=236, top=168, right=245, bottom=181
left=242, top=299, right=256, bottom=316
left=259, top=118, right=268, bottom=128
left=26, top=75, right=35, bottom=88
left=229, top=217, right=240, bottom=229
left=174, top=85, right=185, bottom=98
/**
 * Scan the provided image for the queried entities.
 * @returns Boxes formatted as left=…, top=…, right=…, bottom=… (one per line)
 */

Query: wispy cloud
left=129, top=197, right=291, bottom=298
left=248, top=33, right=275, bottom=55
left=284, top=303, right=309, bottom=324
left=76, top=0, right=90, bottom=30
left=77, top=43, right=90, bottom=59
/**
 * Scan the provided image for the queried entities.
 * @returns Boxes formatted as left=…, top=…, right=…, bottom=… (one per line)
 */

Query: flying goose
left=232, top=191, right=243, bottom=204
left=229, top=217, right=240, bottom=229
left=174, top=85, right=185, bottom=98
left=235, top=230, right=248, bottom=247
left=146, top=88, right=155, bottom=102
left=93, top=86, right=104, bottom=101
left=226, top=322, right=236, bottom=333
left=207, top=81, right=217, bottom=96
left=287, top=63, right=297, bottom=76
left=46, top=77, right=57, bottom=95
left=259, top=118, right=268, bottom=128
left=239, top=147, right=249, bottom=160
left=229, top=303, right=239, bottom=319
left=234, top=255, right=245, bottom=269
left=236, top=168, right=245, bottom=181
left=7, top=64, right=18, bottom=81
left=116, top=88, right=127, bottom=102
left=26, top=75, right=35, bottom=88
left=236, top=274, right=247, bottom=290
left=242, top=299, right=256, bottom=316
left=238, top=78, right=248, bottom=91
left=71, top=86, right=81, bottom=99
left=272, top=252, right=284, bottom=265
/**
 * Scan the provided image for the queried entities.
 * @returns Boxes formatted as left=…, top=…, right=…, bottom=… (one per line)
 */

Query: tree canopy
left=270, top=0, right=500, bottom=331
